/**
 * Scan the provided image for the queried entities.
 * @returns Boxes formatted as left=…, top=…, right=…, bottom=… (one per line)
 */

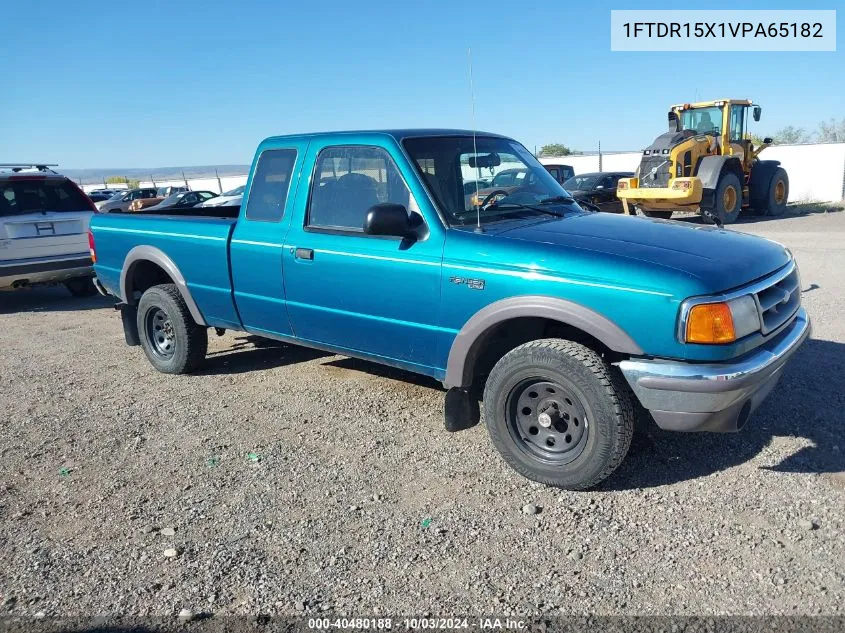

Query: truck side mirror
left=363, top=203, right=415, bottom=239
left=753, top=106, right=762, bottom=122
left=763, top=137, right=773, bottom=145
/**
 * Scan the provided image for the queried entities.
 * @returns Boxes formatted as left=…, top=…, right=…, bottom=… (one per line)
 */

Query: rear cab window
left=0, top=177, right=93, bottom=216
left=244, top=149, right=297, bottom=222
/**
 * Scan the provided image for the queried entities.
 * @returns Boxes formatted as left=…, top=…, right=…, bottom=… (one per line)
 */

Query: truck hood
left=496, top=212, right=790, bottom=294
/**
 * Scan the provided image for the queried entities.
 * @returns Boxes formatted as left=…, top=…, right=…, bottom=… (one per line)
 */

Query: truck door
left=282, top=139, right=445, bottom=371
left=229, top=141, right=309, bottom=337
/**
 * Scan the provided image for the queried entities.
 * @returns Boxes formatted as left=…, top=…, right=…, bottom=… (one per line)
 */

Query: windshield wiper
left=538, top=195, right=576, bottom=205
left=486, top=202, right=566, bottom=218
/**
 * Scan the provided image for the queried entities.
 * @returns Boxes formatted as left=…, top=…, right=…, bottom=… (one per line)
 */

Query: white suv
left=0, top=165, right=98, bottom=296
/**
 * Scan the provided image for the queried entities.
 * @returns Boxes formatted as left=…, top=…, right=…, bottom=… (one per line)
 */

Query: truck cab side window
left=244, top=149, right=297, bottom=222
left=308, top=146, right=411, bottom=232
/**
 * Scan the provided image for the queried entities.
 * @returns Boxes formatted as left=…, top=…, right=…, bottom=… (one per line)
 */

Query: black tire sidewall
left=137, top=286, right=199, bottom=374
left=483, top=341, right=629, bottom=489
left=711, top=172, right=742, bottom=224
left=765, top=168, right=789, bottom=217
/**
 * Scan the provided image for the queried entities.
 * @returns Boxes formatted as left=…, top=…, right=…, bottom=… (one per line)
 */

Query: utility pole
left=182, top=170, right=189, bottom=190
left=598, top=140, right=603, bottom=172
left=215, top=168, right=223, bottom=193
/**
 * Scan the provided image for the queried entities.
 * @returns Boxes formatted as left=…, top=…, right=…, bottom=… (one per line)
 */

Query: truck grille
left=754, top=264, right=801, bottom=335
left=638, top=155, right=671, bottom=188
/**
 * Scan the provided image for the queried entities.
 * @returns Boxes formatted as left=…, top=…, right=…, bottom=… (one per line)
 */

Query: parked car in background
left=462, top=179, right=492, bottom=197
left=199, top=185, right=245, bottom=207
left=129, top=185, right=192, bottom=212
left=156, top=185, right=190, bottom=198
left=87, top=192, right=113, bottom=204
left=0, top=164, right=98, bottom=296
left=98, top=188, right=158, bottom=213
left=89, top=188, right=121, bottom=197
left=466, top=167, right=543, bottom=208
left=543, top=163, right=575, bottom=185
left=144, top=190, right=217, bottom=212
left=563, top=172, right=635, bottom=213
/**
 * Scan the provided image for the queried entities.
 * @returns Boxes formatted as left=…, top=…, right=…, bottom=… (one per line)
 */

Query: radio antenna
left=468, top=47, right=484, bottom=233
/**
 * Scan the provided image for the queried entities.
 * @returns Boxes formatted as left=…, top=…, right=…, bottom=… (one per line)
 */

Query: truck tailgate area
left=90, top=213, right=240, bottom=328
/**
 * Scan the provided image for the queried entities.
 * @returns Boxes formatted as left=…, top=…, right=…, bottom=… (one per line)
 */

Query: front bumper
left=0, top=254, right=94, bottom=289
left=617, top=177, right=703, bottom=210
left=618, top=308, right=810, bottom=432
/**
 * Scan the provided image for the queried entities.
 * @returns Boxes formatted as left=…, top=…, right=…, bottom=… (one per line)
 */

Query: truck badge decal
left=450, top=276, right=485, bottom=290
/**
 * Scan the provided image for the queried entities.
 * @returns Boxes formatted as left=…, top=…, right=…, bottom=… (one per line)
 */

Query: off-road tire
left=763, top=167, right=789, bottom=217
left=64, top=277, right=98, bottom=298
left=137, top=284, right=207, bottom=374
left=483, top=338, right=634, bottom=490
left=637, top=208, right=673, bottom=220
left=703, top=172, right=742, bottom=225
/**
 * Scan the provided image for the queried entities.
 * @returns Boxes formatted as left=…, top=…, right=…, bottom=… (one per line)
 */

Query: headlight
left=683, top=295, right=760, bottom=344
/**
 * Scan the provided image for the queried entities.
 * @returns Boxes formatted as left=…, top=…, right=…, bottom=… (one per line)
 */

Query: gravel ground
left=0, top=209, right=843, bottom=622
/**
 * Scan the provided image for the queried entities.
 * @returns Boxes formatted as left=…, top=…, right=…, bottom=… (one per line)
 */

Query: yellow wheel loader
left=617, top=99, right=789, bottom=225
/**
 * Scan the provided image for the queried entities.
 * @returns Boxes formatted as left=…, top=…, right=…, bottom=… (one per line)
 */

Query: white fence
left=541, top=142, right=845, bottom=202
left=81, top=175, right=248, bottom=195
left=81, top=142, right=845, bottom=203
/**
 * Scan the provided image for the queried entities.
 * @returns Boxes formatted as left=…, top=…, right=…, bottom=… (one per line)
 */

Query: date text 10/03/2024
left=308, top=618, right=527, bottom=630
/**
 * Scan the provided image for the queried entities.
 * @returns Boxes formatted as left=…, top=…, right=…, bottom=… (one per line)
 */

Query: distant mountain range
left=61, top=165, right=250, bottom=184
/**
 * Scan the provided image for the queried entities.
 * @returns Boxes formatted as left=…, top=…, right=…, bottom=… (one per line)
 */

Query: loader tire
left=703, top=172, right=741, bottom=225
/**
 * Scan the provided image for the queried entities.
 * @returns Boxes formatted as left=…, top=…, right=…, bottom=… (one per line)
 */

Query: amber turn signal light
left=686, top=302, right=736, bottom=344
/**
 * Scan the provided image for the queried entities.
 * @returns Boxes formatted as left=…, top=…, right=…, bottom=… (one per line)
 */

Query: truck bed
left=91, top=212, right=241, bottom=328
left=112, top=205, right=241, bottom=220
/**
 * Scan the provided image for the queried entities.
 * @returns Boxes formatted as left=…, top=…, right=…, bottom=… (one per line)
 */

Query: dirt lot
left=1, top=209, right=843, bottom=621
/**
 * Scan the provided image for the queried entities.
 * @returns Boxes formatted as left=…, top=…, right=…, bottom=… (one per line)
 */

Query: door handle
left=294, top=247, right=314, bottom=261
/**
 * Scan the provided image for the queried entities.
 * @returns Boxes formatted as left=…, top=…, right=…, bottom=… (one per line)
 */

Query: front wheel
left=137, top=284, right=207, bottom=374
left=483, top=339, right=634, bottom=490
left=703, top=172, right=742, bottom=225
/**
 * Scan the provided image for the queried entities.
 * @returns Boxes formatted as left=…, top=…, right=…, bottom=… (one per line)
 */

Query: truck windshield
left=680, top=107, right=723, bottom=135
left=403, top=136, right=581, bottom=226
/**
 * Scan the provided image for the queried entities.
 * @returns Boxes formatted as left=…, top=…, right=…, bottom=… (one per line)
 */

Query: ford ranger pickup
left=89, top=130, right=810, bottom=490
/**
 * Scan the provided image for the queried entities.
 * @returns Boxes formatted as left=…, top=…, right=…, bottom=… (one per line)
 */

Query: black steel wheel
left=507, top=379, right=589, bottom=465
left=145, top=307, right=177, bottom=360
left=484, top=338, right=634, bottom=490
left=136, top=283, right=207, bottom=374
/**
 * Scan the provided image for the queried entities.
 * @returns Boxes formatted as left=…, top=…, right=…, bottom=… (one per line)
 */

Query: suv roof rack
left=0, top=163, right=60, bottom=174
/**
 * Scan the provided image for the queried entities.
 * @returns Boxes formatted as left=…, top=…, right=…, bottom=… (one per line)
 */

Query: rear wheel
left=764, top=168, right=789, bottom=216
left=703, top=172, right=741, bottom=225
left=483, top=339, right=634, bottom=490
left=137, top=284, right=207, bottom=374
left=65, top=277, right=97, bottom=297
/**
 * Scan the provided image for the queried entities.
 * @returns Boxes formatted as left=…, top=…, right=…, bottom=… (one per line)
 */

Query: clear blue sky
left=1, top=0, right=841, bottom=168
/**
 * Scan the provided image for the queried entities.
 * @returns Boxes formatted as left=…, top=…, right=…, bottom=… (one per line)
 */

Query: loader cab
left=672, top=100, right=761, bottom=168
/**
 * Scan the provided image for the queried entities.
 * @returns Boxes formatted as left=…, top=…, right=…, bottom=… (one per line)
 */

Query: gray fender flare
left=119, top=245, right=207, bottom=326
left=444, top=295, right=642, bottom=388
left=696, top=155, right=743, bottom=208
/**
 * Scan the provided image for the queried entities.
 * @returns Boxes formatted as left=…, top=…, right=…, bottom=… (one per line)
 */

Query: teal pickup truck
left=89, top=129, right=810, bottom=489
